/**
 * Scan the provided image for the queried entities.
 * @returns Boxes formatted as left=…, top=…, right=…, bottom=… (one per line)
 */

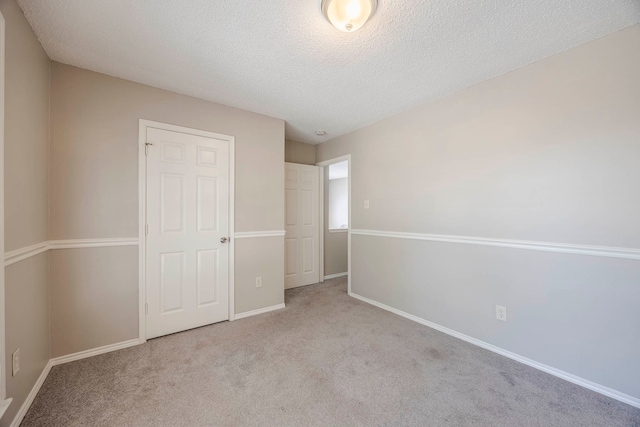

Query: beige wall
left=3, top=255, right=50, bottom=426
left=1, top=0, right=49, bottom=252
left=324, top=231, right=347, bottom=277
left=319, top=26, right=640, bottom=247
left=50, top=247, right=139, bottom=357
left=0, top=0, right=51, bottom=425
left=285, top=139, right=316, bottom=165
left=49, top=63, right=285, bottom=354
left=317, top=25, right=640, bottom=399
left=235, top=237, right=285, bottom=313
left=51, top=63, right=285, bottom=238
left=323, top=172, right=348, bottom=276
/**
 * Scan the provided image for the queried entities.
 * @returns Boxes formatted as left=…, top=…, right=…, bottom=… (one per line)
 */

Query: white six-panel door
left=146, top=127, right=230, bottom=339
left=285, top=163, right=319, bottom=289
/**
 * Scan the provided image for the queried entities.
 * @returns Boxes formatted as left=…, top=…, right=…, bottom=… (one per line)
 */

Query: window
left=328, top=161, right=348, bottom=230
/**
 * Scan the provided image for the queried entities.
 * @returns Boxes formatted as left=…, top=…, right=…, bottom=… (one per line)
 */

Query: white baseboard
left=50, top=338, right=141, bottom=366
left=324, top=272, right=348, bottom=280
left=9, top=360, right=52, bottom=427
left=234, top=303, right=285, bottom=320
left=349, top=291, right=640, bottom=409
left=9, top=338, right=142, bottom=427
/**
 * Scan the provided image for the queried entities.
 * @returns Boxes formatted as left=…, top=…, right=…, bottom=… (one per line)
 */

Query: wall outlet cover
left=12, top=348, right=20, bottom=376
left=496, top=305, right=507, bottom=322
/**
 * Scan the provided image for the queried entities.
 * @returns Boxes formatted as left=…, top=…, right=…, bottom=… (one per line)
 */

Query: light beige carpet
left=22, top=277, right=640, bottom=426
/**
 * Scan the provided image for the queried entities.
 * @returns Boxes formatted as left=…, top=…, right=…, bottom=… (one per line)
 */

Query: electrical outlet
left=496, top=306, right=507, bottom=322
left=364, top=200, right=370, bottom=209
left=256, top=276, right=263, bottom=288
left=12, top=349, right=20, bottom=376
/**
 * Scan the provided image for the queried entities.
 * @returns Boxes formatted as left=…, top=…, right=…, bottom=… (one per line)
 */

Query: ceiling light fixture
left=321, top=0, right=378, bottom=32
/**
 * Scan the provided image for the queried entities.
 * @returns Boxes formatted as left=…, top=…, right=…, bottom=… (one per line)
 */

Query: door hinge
left=145, top=303, right=148, bottom=315
left=145, top=142, right=153, bottom=156
left=145, top=224, right=149, bottom=235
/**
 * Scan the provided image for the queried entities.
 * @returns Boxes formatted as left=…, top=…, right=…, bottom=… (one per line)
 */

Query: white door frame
left=0, top=10, right=8, bottom=410
left=316, top=155, right=351, bottom=294
left=138, top=119, right=235, bottom=343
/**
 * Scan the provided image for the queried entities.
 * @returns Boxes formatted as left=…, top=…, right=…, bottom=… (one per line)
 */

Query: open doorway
left=317, top=155, right=351, bottom=292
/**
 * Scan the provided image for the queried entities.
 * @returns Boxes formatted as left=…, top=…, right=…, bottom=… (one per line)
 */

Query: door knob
left=220, top=237, right=229, bottom=243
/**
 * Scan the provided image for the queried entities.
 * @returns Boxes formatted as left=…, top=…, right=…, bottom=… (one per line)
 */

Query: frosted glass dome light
left=321, top=0, right=378, bottom=32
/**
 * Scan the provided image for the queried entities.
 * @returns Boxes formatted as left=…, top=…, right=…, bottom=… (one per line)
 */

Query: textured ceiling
left=18, top=0, right=640, bottom=144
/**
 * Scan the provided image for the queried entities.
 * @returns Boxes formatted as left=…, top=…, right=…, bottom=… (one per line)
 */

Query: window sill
left=329, top=229, right=348, bottom=234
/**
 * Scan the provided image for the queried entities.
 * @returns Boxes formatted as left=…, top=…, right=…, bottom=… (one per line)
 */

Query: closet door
left=146, top=126, right=230, bottom=339
left=284, top=163, right=320, bottom=289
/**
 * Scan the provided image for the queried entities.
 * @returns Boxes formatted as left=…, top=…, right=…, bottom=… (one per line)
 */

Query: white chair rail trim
left=4, top=232, right=287, bottom=266
left=350, top=229, right=640, bottom=260
left=234, top=230, right=286, bottom=239
left=4, top=241, right=49, bottom=267
left=49, top=238, right=139, bottom=250
left=4, top=238, right=140, bottom=267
